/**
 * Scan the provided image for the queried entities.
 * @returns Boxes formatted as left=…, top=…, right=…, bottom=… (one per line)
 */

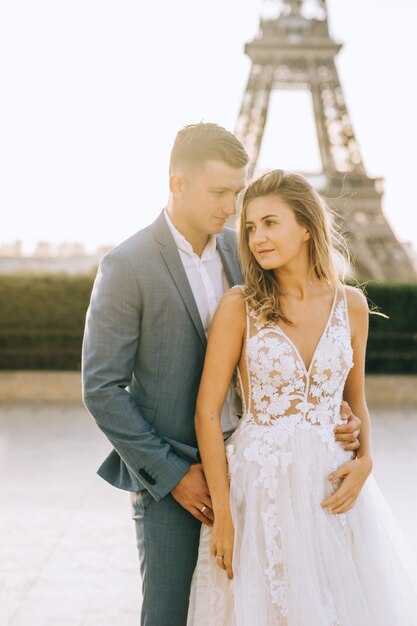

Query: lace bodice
left=236, top=287, right=353, bottom=430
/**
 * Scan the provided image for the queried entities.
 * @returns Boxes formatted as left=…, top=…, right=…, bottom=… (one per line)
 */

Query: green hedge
left=0, top=274, right=93, bottom=370
left=362, top=282, right=417, bottom=374
left=0, top=275, right=416, bottom=373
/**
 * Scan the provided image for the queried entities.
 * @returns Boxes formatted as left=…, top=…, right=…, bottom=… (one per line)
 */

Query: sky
left=1, top=0, right=416, bottom=255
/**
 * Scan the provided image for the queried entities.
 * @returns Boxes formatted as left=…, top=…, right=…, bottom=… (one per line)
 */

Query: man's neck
left=165, top=207, right=210, bottom=257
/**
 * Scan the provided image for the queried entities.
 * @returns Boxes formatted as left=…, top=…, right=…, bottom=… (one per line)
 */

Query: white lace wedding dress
left=187, top=287, right=417, bottom=625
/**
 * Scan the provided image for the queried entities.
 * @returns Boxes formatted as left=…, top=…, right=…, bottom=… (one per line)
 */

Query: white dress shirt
left=164, top=209, right=241, bottom=438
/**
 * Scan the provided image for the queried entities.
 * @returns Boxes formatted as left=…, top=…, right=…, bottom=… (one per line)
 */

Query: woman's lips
left=258, top=249, right=275, bottom=256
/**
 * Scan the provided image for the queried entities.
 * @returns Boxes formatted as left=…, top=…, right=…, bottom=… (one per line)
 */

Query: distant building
left=33, top=241, right=53, bottom=258
left=0, top=241, right=23, bottom=258
left=56, top=242, right=87, bottom=258
left=0, top=242, right=113, bottom=275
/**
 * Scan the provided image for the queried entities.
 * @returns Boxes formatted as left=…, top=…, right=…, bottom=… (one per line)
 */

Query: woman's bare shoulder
left=223, top=285, right=246, bottom=301
left=344, top=286, right=369, bottom=334
left=344, top=285, right=368, bottom=313
left=213, top=286, right=246, bottom=326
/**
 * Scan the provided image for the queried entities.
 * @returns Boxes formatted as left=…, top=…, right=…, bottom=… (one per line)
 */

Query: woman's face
left=244, top=194, right=310, bottom=272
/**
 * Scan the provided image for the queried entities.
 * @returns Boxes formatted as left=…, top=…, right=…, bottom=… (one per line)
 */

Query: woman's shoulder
left=229, top=284, right=246, bottom=295
left=343, top=285, right=369, bottom=331
left=343, top=285, right=368, bottom=312
left=210, top=286, right=247, bottom=335
left=215, top=286, right=246, bottom=317
left=220, top=285, right=247, bottom=307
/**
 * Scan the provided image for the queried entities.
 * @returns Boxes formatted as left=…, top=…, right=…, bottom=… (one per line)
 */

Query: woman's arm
left=195, top=287, right=246, bottom=578
left=321, top=286, right=373, bottom=514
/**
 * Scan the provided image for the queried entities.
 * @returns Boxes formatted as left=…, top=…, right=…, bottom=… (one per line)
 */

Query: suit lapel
left=216, top=231, right=243, bottom=287
left=152, top=212, right=207, bottom=347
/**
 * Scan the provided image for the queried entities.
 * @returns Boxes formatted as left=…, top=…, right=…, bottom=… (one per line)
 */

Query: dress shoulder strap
left=233, top=285, right=252, bottom=417
left=341, top=285, right=352, bottom=338
left=233, top=285, right=269, bottom=340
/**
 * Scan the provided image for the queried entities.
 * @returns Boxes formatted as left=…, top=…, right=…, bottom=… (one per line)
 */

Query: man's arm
left=82, top=251, right=190, bottom=501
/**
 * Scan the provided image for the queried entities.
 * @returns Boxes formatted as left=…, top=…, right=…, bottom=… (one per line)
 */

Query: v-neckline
left=275, top=287, right=338, bottom=377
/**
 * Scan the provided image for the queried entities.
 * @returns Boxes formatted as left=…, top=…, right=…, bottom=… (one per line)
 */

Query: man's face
left=173, top=160, right=247, bottom=236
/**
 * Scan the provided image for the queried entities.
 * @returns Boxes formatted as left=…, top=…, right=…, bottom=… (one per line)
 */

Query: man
left=82, top=122, right=360, bottom=626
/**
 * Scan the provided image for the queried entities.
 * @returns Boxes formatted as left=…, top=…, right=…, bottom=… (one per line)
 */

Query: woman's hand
left=321, top=455, right=373, bottom=514
left=210, top=511, right=235, bottom=579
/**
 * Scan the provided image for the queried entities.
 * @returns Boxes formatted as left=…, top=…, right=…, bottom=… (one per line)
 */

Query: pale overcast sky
left=1, top=0, right=416, bottom=254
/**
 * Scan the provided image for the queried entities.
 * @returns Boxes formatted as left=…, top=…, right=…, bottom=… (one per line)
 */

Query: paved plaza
left=1, top=402, right=417, bottom=625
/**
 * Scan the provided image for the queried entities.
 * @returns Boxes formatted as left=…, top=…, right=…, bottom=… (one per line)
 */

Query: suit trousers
left=131, top=490, right=202, bottom=626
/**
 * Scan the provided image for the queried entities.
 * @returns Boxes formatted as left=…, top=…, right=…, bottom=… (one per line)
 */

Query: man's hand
left=321, top=455, right=372, bottom=514
left=171, top=464, right=214, bottom=526
left=334, top=400, right=361, bottom=452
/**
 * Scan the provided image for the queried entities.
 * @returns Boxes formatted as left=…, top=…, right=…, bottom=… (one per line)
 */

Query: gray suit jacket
left=82, top=211, right=243, bottom=501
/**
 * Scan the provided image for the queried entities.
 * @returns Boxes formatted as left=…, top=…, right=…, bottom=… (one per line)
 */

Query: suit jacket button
left=139, top=468, right=156, bottom=485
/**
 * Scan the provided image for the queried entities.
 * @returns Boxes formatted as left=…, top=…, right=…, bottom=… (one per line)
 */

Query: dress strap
left=235, top=285, right=251, bottom=416
left=342, top=285, right=352, bottom=339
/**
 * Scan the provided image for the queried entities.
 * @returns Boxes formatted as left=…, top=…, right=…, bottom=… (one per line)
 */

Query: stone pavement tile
left=1, top=402, right=417, bottom=625
left=7, top=594, right=88, bottom=626
left=371, top=407, right=417, bottom=556
left=0, top=593, right=27, bottom=626
left=80, top=602, right=139, bottom=626
left=0, top=404, right=139, bottom=626
left=2, top=483, right=139, bottom=626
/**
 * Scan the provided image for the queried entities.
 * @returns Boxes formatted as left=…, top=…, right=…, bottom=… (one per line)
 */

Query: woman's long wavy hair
left=238, top=169, right=350, bottom=324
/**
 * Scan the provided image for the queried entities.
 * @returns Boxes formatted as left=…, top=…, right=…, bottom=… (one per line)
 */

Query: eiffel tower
left=235, top=0, right=416, bottom=282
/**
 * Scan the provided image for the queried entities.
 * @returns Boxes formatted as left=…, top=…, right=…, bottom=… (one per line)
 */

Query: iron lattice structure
left=235, top=0, right=416, bottom=281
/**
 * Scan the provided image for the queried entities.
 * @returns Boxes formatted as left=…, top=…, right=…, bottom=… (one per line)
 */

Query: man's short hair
left=169, top=122, right=249, bottom=174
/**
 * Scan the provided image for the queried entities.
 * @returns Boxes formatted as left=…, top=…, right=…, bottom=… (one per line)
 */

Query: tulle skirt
left=187, top=418, right=417, bottom=625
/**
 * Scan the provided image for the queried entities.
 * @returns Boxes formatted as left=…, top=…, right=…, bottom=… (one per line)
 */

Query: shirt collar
left=164, top=209, right=218, bottom=260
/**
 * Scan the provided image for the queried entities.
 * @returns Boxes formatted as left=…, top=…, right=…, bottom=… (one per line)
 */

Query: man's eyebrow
left=209, top=186, right=246, bottom=192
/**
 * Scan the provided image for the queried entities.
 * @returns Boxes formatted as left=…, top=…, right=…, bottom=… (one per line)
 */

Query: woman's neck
left=274, top=268, right=328, bottom=301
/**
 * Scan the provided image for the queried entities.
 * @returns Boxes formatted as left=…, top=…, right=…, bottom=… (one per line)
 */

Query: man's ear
left=169, top=173, right=185, bottom=198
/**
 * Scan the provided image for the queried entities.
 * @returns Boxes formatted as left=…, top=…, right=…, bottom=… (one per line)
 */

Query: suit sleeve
left=82, top=251, right=190, bottom=501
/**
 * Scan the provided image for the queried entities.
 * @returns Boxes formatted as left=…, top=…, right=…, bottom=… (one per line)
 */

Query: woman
left=187, top=170, right=417, bottom=625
